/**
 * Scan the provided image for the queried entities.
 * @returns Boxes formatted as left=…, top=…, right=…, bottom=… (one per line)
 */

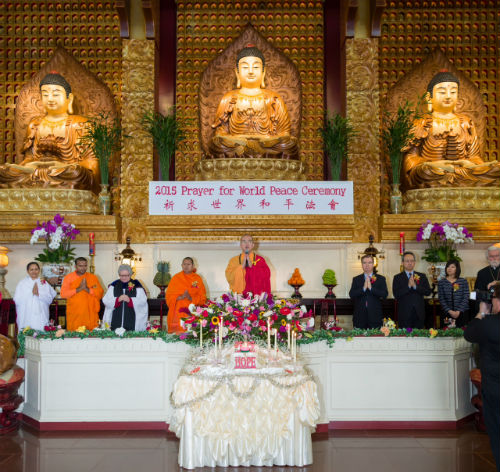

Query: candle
left=214, top=328, right=218, bottom=352
left=399, top=232, right=405, bottom=256
left=219, top=315, right=223, bottom=350
left=267, top=318, right=271, bottom=350
left=292, top=332, right=297, bottom=362
left=200, top=319, right=203, bottom=348
left=287, top=324, right=291, bottom=350
left=274, top=328, right=277, bottom=351
left=89, top=232, right=95, bottom=255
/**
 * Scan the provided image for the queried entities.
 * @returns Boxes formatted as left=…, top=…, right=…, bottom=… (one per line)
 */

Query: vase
left=41, top=262, right=73, bottom=297
left=98, top=184, right=111, bottom=215
left=323, top=284, right=337, bottom=299
left=290, top=284, right=303, bottom=299
left=390, top=183, right=403, bottom=214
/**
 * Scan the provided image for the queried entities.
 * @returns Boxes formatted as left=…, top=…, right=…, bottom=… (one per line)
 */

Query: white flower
left=262, top=310, right=273, bottom=317
left=207, top=307, right=214, bottom=314
left=220, top=326, right=229, bottom=337
left=240, top=299, right=251, bottom=307
left=300, top=305, right=307, bottom=313
left=188, top=303, right=196, bottom=313
left=115, top=327, right=126, bottom=337
left=307, top=317, right=315, bottom=328
left=286, top=313, right=293, bottom=320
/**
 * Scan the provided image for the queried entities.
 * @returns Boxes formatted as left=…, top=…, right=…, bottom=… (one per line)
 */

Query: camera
left=475, top=289, right=494, bottom=303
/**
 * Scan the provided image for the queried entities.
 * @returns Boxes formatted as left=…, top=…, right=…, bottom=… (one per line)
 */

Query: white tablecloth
left=169, top=346, right=320, bottom=469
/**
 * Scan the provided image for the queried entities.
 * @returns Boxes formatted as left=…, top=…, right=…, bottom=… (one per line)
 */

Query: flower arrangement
left=180, top=292, right=314, bottom=344
left=417, top=220, right=473, bottom=262
left=30, top=214, right=80, bottom=263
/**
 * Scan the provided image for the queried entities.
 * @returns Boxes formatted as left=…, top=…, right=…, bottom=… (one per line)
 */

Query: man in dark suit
left=464, top=285, right=500, bottom=471
left=392, top=251, right=432, bottom=328
left=349, top=254, right=388, bottom=329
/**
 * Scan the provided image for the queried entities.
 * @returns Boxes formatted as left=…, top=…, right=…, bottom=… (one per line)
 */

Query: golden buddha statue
left=208, top=45, right=299, bottom=160
left=402, top=71, right=500, bottom=190
left=0, top=73, right=98, bottom=192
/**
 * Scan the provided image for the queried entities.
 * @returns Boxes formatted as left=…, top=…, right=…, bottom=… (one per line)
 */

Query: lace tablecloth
left=169, top=346, right=320, bottom=469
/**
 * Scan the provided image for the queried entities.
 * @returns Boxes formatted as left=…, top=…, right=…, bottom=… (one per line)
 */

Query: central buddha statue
left=402, top=71, right=500, bottom=190
left=208, top=45, right=299, bottom=160
left=0, top=73, right=98, bottom=192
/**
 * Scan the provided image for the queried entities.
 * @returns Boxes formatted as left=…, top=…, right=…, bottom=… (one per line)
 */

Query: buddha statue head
left=39, top=72, right=75, bottom=118
left=235, top=44, right=266, bottom=90
left=426, top=71, right=459, bottom=114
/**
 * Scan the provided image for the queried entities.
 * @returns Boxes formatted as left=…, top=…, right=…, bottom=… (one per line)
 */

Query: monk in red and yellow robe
left=225, top=235, right=271, bottom=296
left=60, top=258, right=104, bottom=331
left=166, top=257, right=207, bottom=334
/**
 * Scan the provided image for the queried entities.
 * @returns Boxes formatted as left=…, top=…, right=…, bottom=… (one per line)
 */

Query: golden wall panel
left=120, top=39, right=154, bottom=241
left=175, top=0, right=324, bottom=181
left=0, top=0, right=122, bottom=167
left=346, top=39, right=380, bottom=242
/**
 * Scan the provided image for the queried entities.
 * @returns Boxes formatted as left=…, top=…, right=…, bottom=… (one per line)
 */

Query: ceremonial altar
left=19, top=334, right=473, bottom=431
left=169, top=345, right=320, bottom=469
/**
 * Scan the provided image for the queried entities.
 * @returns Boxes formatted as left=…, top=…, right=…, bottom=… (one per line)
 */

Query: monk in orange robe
left=226, top=234, right=271, bottom=296
left=166, top=257, right=206, bottom=334
left=60, top=257, right=104, bottom=331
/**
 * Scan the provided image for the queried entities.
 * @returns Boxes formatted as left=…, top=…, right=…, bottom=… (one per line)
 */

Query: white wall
left=3, top=240, right=494, bottom=299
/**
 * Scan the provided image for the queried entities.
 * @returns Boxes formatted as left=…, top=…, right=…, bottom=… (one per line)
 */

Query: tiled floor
left=0, top=424, right=497, bottom=472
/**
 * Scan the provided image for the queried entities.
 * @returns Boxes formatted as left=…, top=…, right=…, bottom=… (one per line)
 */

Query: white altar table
left=169, top=346, right=320, bottom=469
left=19, top=336, right=473, bottom=430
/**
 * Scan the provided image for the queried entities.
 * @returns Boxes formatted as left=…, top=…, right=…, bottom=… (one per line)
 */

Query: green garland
left=17, top=327, right=465, bottom=358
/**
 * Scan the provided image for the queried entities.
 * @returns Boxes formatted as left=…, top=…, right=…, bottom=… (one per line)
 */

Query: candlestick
left=214, top=328, right=218, bottom=353
left=287, top=323, right=291, bottom=350
left=267, top=318, right=271, bottom=350
left=274, top=328, right=277, bottom=351
left=89, top=232, right=95, bottom=255
left=399, top=232, right=405, bottom=256
left=88, top=233, right=95, bottom=274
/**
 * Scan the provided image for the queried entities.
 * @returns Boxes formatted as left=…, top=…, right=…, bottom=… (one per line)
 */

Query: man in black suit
left=464, top=285, right=500, bottom=471
left=392, top=251, right=432, bottom=328
left=349, top=254, right=388, bottom=329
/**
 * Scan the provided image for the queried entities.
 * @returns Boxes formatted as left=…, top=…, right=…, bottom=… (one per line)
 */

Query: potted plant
left=141, top=108, right=186, bottom=181
left=320, top=113, right=357, bottom=181
left=417, top=220, right=474, bottom=279
left=30, top=214, right=80, bottom=289
left=80, top=113, right=124, bottom=215
left=322, top=269, right=337, bottom=298
left=381, top=99, right=422, bottom=213
left=153, top=261, right=171, bottom=299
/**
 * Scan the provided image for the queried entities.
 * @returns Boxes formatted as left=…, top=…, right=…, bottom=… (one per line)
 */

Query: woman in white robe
left=103, top=264, right=149, bottom=331
left=14, top=262, right=57, bottom=331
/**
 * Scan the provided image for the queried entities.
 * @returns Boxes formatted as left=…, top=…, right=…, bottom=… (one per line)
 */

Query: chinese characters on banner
left=149, top=181, right=353, bottom=215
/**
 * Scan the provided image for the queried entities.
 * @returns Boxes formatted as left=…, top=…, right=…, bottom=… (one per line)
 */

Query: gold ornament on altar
left=402, top=70, right=500, bottom=190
